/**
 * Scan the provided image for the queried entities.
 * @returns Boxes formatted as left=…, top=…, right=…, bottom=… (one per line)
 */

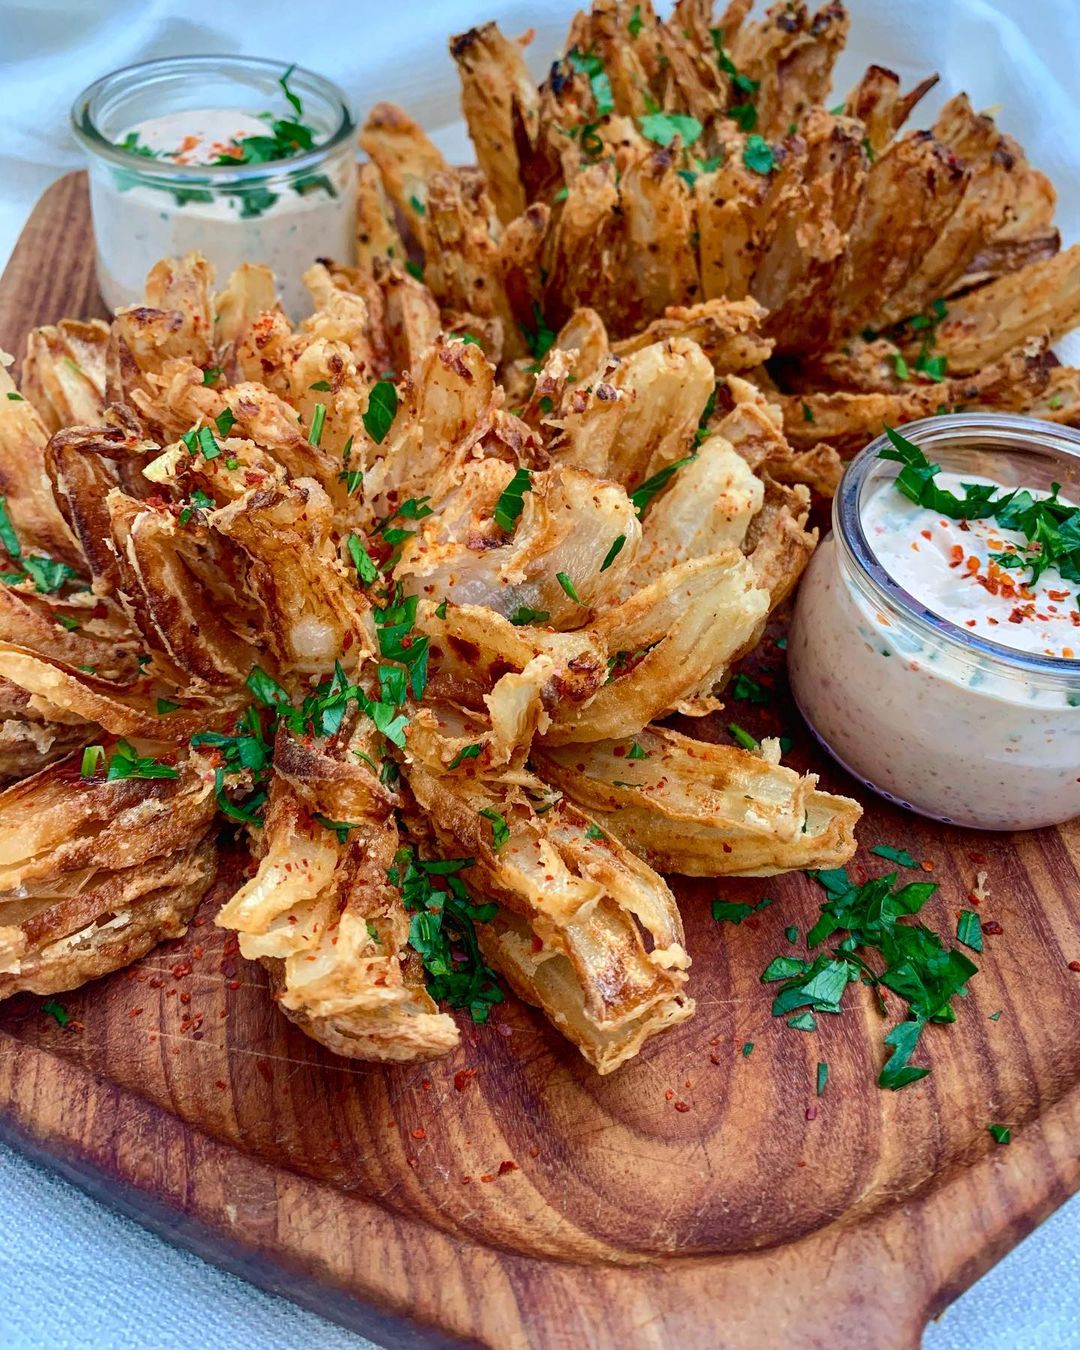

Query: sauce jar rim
left=834, top=412, right=1080, bottom=685
left=71, top=55, right=355, bottom=183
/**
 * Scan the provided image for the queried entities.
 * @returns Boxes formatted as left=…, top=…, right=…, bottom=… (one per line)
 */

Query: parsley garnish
left=881, top=424, right=1080, bottom=591
left=957, top=909, right=983, bottom=953
left=214, top=407, right=235, bottom=438
left=313, top=814, right=360, bottom=845
left=731, top=673, right=768, bottom=704
left=816, top=1062, right=829, bottom=1096
left=478, top=807, right=510, bottom=851
left=362, top=380, right=398, bottom=444
left=391, top=849, right=503, bottom=1022
left=627, top=741, right=648, bottom=760
left=585, top=823, right=606, bottom=841
left=80, top=745, right=104, bottom=778
left=742, top=1041, right=754, bottom=1057
left=308, top=402, right=326, bottom=447
left=741, top=134, right=774, bottom=174
left=568, top=49, right=614, bottom=118
left=448, top=743, right=482, bottom=771
left=763, top=866, right=978, bottom=1090
left=375, top=590, right=429, bottom=699
left=509, top=605, right=550, bottom=626
left=156, top=698, right=180, bottom=715
left=42, top=1000, right=71, bottom=1027
left=728, top=722, right=759, bottom=751
left=105, top=740, right=180, bottom=781
left=711, top=895, right=771, bottom=925
left=630, top=454, right=697, bottom=517
left=871, top=845, right=919, bottom=868
left=556, top=572, right=580, bottom=603
left=988, top=1123, right=1011, bottom=1145
left=628, top=3, right=643, bottom=37
left=600, top=535, right=626, bottom=571
left=640, top=111, right=703, bottom=149
left=521, top=302, right=556, bottom=362
left=493, top=467, right=532, bottom=533
left=0, top=496, right=82, bottom=593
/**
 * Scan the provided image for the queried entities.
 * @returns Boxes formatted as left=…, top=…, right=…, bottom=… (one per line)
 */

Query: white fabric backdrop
left=2, top=1, right=1080, bottom=1345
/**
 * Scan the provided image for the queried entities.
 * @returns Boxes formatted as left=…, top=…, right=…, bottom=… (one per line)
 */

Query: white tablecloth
left=2, top=2, right=1079, bottom=1346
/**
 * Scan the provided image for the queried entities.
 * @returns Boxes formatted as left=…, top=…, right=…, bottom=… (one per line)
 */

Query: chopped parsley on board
left=761, top=863, right=978, bottom=1090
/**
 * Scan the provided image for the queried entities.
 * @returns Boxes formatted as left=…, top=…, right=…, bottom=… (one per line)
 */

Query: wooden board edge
left=3, top=1021, right=1079, bottom=1350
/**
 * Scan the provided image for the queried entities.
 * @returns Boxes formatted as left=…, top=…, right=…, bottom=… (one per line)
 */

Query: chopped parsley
left=42, top=1000, right=71, bottom=1027
left=0, top=496, right=83, bottom=593
left=390, top=848, right=503, bottom=1022
left=988, top=1123, right=1011, bottom=1145
left=509, top=605, right=550, bottom=626
left=585, top=823, right=606, bottom=841
left=556, top=572, right=580, bottom=603
left=448, top=743, right=483, bottom=771
left=957, top=909, right=983, bottom=953
left=871, top=844, right=919, bottom=868
left=156, top=698, right=180, bottom=715
left=730, top=673, right=768, bottom=704
left=80, top=745, right=105, bottom=778
left=728, top=722, right=759, bottom=752
left=711, top=894, right=772, bottom=925
left=742, top=1041, right=755, bottom=1057
left=521, top=302, right=556, bottom=362
left=881, top=424, right=1080, bottom=592
left=628, top=3, right=643, bottom=37
left=568, top=48, right=615, bottom=119
left=741, top=134, right=775, bottom=174
left=493, top=467, right=532, bottom=533
left=627, top=741, right=648, bottom=760
left=312, top=814, right=360, bottom=845
left=375, top=590, right=429, bottom=699
left=600, top=535, right=626, bottom=571
left=105, top=740, right=180, bottom=781
left=629, top=454, right=697, bottom=517
left=762, top=866, right=978, bottom=1090
left=478, top=807, right=510, bottom=851
left=347, top=534, right=380, bottom=584
left=816, top=1062, right=829, bottom=1096
left=640, top=111, right=703, bottom=149
left=362, top=379, right=398, bottom=444
left=308, top=402, right=326, bottom=446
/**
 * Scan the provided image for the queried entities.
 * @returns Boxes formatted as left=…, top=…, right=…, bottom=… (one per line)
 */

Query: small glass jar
left=789, top=413, right=1080, bottom=831
left=72, top=56, right=357, bottom=321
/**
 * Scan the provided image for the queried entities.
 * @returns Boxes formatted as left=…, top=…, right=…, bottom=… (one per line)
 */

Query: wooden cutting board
left=2, top=171, right=1079, bottom=1350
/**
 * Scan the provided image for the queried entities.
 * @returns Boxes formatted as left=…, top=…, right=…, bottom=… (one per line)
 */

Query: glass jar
left=72, top=56, right=357, bottom=321
left=789, top=413, right=1080, bottom=831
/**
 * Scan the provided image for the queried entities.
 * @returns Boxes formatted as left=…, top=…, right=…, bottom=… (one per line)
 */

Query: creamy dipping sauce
left=862, top=471, right=1078, bottom=660
left=76, top=59, right=357, bottom=321
left=789, top=425, right=1080, bottom=832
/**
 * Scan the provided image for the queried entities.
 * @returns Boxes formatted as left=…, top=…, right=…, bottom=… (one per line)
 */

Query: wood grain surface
left=1, top=172, right=1079, bottom=1350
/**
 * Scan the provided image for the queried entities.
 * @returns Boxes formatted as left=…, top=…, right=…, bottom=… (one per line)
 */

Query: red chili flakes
left=664, top=1088, right=674, bottom=1101
left=179, top=992, right=191, bottom=1006
left=920, top=860, right=935, bottom=872
left=411, top=1127, right=427, bottom=1141
left=128, top=1007, right=144, bottom=1019
left=171, top=960, right=193, bottom=981
left=709, top=1053, right=722, bottom=1065
left=461, top=1176, right=473, bottom=1185
left=674, top=1100, right=691, bottom=1113
left=982, top=921, right=1004, bottom=936
left=805, top=1106, right=818, bottom=1121
left=453, top=1068, right=477, bottom=1092
left=480, top=1173, right=495, bottom=1183
left=421, top=1079, right=432, bottom=1091
left=1068, top=961, right=1080, bottom=972
left=215, top=1079, right=227, bottom=1091
left=498, top=1159, right=518, bottom=1175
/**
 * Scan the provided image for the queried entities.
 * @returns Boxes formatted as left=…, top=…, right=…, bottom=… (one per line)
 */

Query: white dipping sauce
left=790, top=469, right=1080, bottom=831
left=91, top=107, right=356, bottom=320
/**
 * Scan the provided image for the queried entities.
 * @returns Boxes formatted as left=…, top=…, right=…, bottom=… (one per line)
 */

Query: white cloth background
left=1, top=1, right=1079, bottom=1345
